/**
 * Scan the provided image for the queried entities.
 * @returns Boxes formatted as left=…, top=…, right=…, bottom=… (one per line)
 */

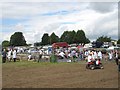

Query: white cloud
left=1, top=2, right=118, bottom=44
left=12, top=23, right=25, bottom=31
left=86, top=9, right=118, bottom=40
left=89, top=2, right=117, bottom=13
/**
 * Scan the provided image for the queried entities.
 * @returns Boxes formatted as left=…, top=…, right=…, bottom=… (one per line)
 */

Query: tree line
left=34, top=30, right=90, bottom=46
left=2, top=30, right=120, bottom=47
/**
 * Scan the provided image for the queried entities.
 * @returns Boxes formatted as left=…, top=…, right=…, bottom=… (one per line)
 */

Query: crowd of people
left=1, top=47, right=120, bottom=64
left=54, top=48, right=119, bottom=62
left=1, top=46, right=120, bottom=72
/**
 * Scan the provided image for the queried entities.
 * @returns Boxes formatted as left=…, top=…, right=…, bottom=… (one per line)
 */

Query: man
left=13, top=49, right=17, bottom=62
left=2, top=49, right=7, bottom=63
left=98, top=51, right=102, bottom=60
left=38, top=49, right=43, bottom=62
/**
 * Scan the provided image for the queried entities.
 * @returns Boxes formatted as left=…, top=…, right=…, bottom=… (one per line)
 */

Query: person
left=93, top=51, right=98, bottom=60
left=58, top=51, right=65, bottom=59
left=38, top=49, right=43, bottom=62
left=116, top=50, right=120, bottom=72
left=84, top=50, right=88, bottom=60
left=98, top=51, right=102, bottom=60
left=71, top=49, right=76, bottom=62
left=28, top=54, right=32, bottom=61
left=118, top=56, right=120, bottom=72
left=12, top=49, right=17, bottom=62
left=7, top=49, right=12, bottom=62
left=28, top=49, right=31, bottom=54
left=115, top=50, right=118, bottom=65
left=87, top=53, right=93, bottom=67
left=2, top=49, right=7, bottom=63
left=87, top=53, right=93, bottom=63
left=108, top=51, right=113, bottom=61
left=79, top=51, right=83, bottom=60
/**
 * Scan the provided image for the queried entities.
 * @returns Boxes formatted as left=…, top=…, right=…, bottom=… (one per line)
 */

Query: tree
left=60, top=30, right=90, bottom=44
left=60, top=31, right=69, bottom=43
left=69, top=30, right=76, bottom=44
left=41, top=33, right=50, bottom=45
left=60, top=30, right=76, bottom=44
left=10, top=32, right=27, bottom=46
left=96, top=35, right=111, bottom=43
left=75, top=30, right=90, bottom=44
left=50, top=32, right=59, bottom=44
left=85, top=38, right=90, bottom=44
left=2, top=40, right=10, bottom=47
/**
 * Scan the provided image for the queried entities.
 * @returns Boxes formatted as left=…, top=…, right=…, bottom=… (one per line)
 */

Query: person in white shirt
left=28, top=54, right=32, bottom=61
left=87, top=53, right=93, bottom=67
left=68, top=52, right=72, bottom=58
left=98, top=51, right=102, bottom=60
left=28, top=49, right=31, bottom=54
left=58, top=51, right=65, bottom=59
left=7, top=49, right=12, bottom=62
left=38, top=50, right=43, bottom=62
left=87, top=53, right=93, bottom=63
left=93, top=51, right=98, bottom=60
left=13, top=49, right=17, bottom=62
left=108, top=51, right=113, bottom=61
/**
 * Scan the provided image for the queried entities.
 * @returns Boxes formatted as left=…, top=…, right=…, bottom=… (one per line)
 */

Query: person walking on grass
left=108, top=51, right=113, bottom=61
left=38, top=49, right=43, bottom=63
left=13, top=49, right=17, bottom=62
left=2, top=49, right=7, bottom=63
left=7, top=49, right=12, bottom=62
left=98, top=51, right=102, bottom=60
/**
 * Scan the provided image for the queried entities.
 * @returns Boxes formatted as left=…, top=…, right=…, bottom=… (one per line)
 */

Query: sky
left=0, top=1, right=119, bottom=44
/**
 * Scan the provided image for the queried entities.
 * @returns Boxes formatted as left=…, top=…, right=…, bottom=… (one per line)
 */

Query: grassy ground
left=2, top=59, right=119, bottom=88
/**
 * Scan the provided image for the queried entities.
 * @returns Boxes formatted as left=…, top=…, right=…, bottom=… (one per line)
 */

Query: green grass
left=1, top=56, right=116, bottom=69
left=2, top=60, right=84, bottom=68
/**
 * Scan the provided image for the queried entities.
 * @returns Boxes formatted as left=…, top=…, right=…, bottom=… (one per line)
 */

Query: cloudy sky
left=0, top=1, right=118, bottom=44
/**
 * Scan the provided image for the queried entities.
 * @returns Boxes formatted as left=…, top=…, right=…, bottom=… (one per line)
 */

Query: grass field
left=2, top=59, right=119, bottom=88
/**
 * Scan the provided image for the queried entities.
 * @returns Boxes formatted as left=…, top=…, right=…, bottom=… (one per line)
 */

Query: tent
left=52, top=42, right=68, bottom=48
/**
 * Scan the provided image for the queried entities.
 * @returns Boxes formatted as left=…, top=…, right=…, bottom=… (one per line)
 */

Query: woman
left=7, top=49, right=12, bottom=62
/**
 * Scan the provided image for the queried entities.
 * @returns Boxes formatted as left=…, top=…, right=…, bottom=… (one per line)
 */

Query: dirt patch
left=2, top=61, right=118, bottom=88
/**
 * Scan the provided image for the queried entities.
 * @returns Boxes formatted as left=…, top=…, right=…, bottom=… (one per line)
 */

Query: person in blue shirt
left=2, top=49, right=7, bottom=63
